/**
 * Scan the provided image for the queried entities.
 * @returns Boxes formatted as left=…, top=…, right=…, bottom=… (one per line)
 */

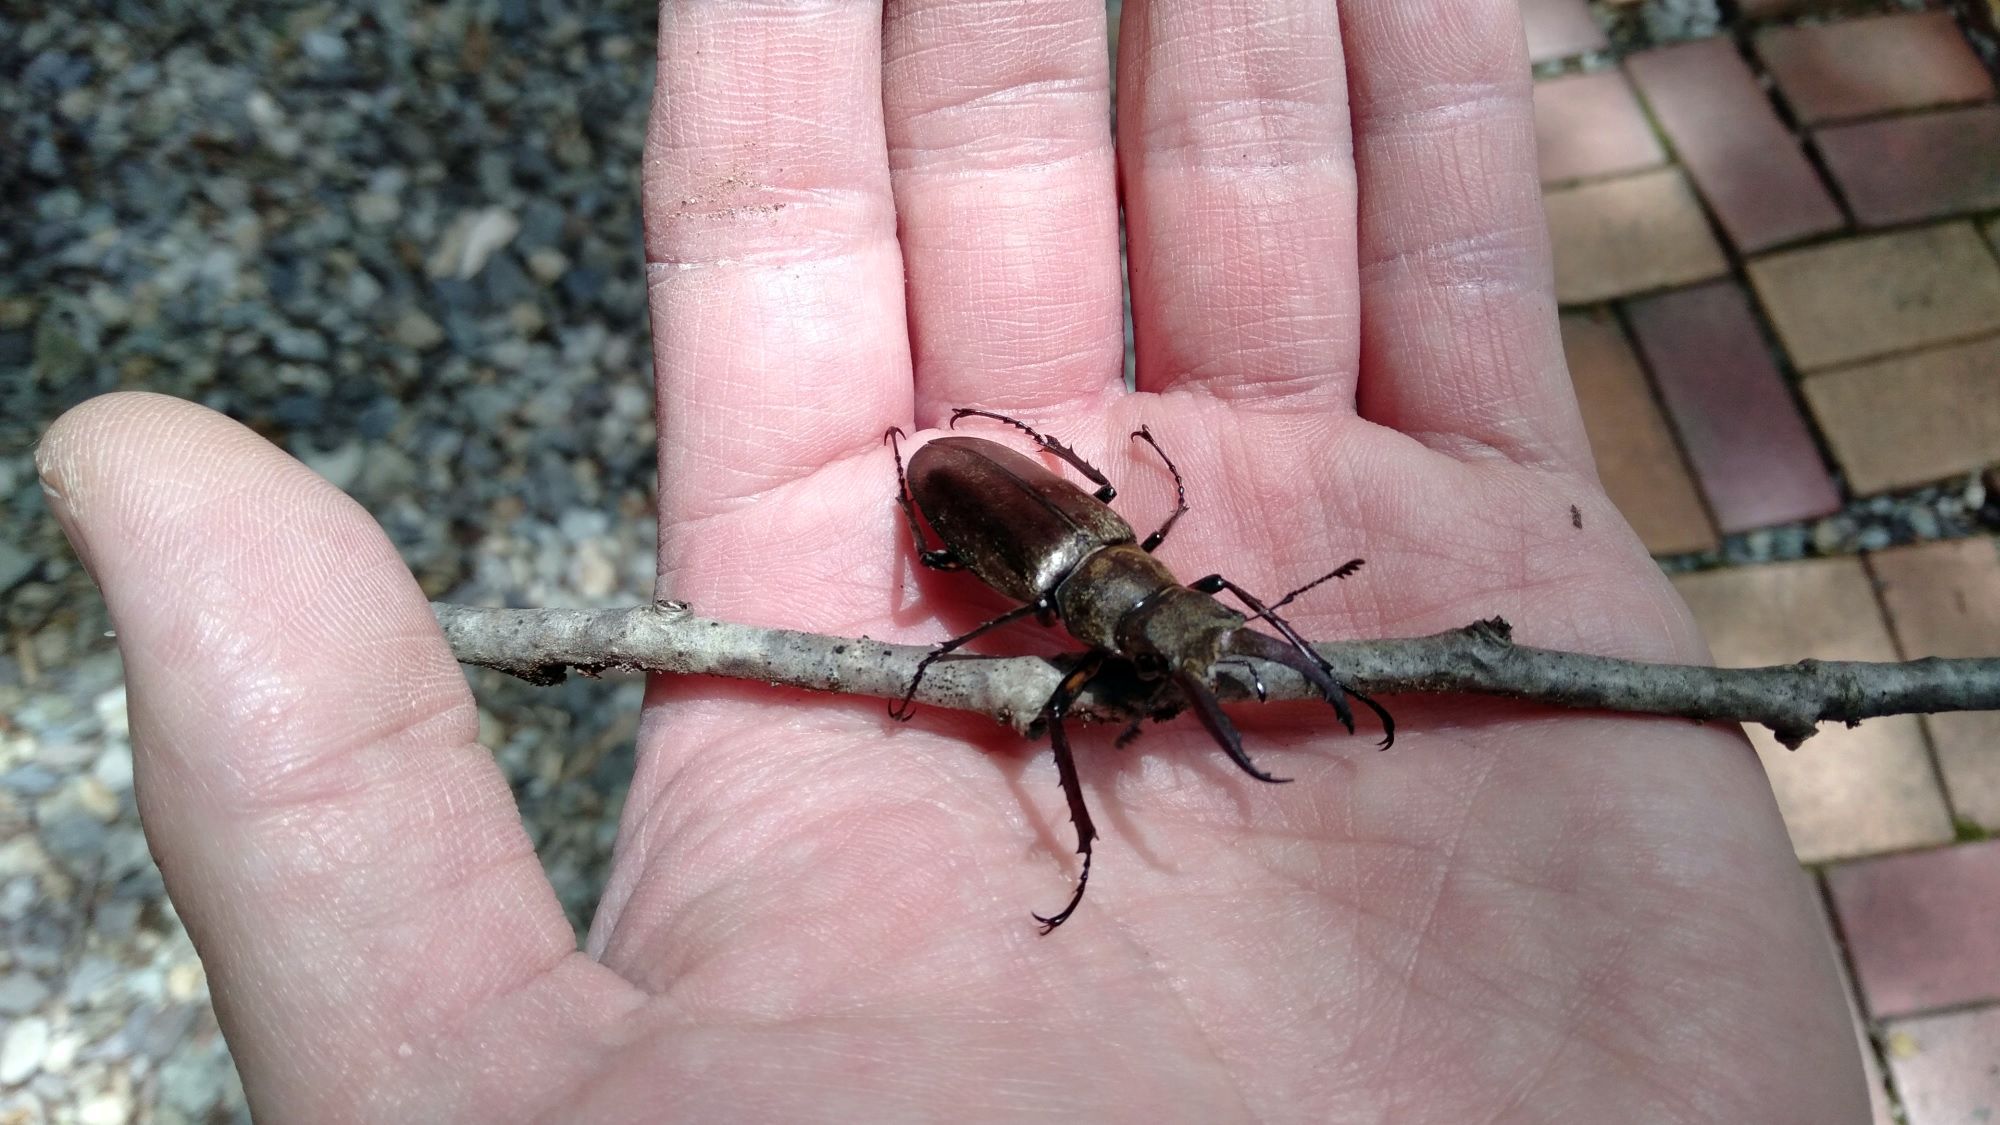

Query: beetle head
left=1116, top=587, right=1245, bottom=683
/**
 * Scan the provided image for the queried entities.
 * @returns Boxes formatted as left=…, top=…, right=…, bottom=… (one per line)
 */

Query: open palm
left=40, top=0, right=1868, bottom=1120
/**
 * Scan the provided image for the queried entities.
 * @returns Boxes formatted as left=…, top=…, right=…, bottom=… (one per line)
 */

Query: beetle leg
left=1034, top=652, right=1107, bottom=934
left=1215, top=657, right=1268, bottom=702
left=948, top=408, right=1117, bottom=503
left=885, top=427, right=965, bottom=571
left=1113, top=676, right=1174, bottom=748
left=1128, top=426, right=1189, bottom=553
left=891, top=600, right=1046, bottom=720
left=1113, top=715, right=1147, bottom=749
left=1198, top=574, right=1395, bottom=750
left=1179, top=671, right=1291, bottom=784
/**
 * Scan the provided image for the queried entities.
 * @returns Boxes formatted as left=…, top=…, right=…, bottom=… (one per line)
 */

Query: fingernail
left=35, top=451, right=100, bottom=585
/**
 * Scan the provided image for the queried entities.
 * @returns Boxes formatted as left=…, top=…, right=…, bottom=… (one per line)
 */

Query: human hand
left=40, top=0, right=1867, bottom=1119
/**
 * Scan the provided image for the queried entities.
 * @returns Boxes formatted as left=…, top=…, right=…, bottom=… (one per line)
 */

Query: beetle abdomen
left=907, top=435, right=1136, bottom=604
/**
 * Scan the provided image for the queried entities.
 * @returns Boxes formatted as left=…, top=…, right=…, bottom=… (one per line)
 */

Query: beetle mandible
left=885, top=408, right=1393, bottom=932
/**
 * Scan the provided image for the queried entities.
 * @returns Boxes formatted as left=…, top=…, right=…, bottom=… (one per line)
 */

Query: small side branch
left=432, top=604, right=2000, bottom=748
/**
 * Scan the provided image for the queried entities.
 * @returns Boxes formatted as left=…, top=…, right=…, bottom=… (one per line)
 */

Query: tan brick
left=1534, top=71, right=1666, bottom=185
left=1561, top=312, right=1718, bottom=554
left=1748, top=223, right=2000, bottom=370
left=1545, top=169, right=1730, bottom=304
left=1522, top=0, right=1609, bottom=62
left=1869, top=537, right=2000, bottom=830
left=1673, top=560, right=1954, bottom=862
left=1882, top=1005, right=2000, bottom=1121
left=1804, top=335, right=2000, bottom=494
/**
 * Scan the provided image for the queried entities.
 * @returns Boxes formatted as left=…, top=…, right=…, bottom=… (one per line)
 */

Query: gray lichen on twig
left=431, top=602, right=2000, bottom=749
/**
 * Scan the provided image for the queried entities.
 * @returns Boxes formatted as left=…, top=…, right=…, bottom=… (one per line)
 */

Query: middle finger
left=1119, top=0, right=1359, bottom=409
left=885, top=0, right=1127, bottom=423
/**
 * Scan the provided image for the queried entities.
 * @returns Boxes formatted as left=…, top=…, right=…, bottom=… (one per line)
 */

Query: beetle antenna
left=1240, top=558, right=1365, bottom=624
left=1179, top=672, right=1290, bottom=784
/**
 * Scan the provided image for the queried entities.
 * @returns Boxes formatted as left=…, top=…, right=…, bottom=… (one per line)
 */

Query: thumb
left=37, top=394, right=629, bottom=1118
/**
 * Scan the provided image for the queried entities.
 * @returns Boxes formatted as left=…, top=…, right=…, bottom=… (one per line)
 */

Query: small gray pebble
left=0, top=972, right=52, bottom=1016
left=2, top=765, right=63, bottom=798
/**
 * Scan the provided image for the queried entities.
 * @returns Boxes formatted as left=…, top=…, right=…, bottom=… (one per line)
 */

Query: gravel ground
left=3, top=1, right=1996, bottom=1121
left=4, top=3, right=659, bottom=1119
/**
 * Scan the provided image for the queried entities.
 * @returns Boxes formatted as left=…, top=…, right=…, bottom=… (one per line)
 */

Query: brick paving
left=1827, top=841, right=2000, bottom=1018
left=1817, top=105, right=2000, bottom=227
left=1754, top=10, right=1993, bottom=125
left=1545, top=168, right=1729, bottom=302
left=1626, top=38, right=1844, bottom=251
left=1536, top=5, right=2000, bottom=1114
left=1562, top=312, right=1717, bottom=553
left=1626, top=280, right=1841, bottom=532
left=1806, top=336, right=2000, bottom=494
left=1871, top=539, right=2000, bottom=830
left=1880, top=1006, right=2000, bottom=1125
left=1672, top=559, right=1953, bottom=863
left=1532, top=70, right=1664, bottom=185
left=1747, top=222, right=2000, bottom=371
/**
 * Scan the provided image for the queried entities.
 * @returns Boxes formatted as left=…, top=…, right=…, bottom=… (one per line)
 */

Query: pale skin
left=36, top=0, right=1869, bottom=1120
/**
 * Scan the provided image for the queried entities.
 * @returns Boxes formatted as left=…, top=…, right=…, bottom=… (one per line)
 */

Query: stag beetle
left=886, top=409, right=1392, bottom=931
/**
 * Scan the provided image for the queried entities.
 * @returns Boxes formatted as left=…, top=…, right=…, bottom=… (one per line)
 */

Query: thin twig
left=432, top=602, right=2000, bottom=749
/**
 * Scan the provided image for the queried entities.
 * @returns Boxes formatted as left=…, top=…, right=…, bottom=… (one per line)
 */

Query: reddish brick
left=1817, top=105, right=2000, bottom=227
left=1748, top=222, right=2000, bottom=371
left=1804, top=336, right=2000, bottom=494
left=1560, top=312, right=1718, bottom=553
left=1756, top=11, right=1994, bottom=126
left=1521, top=0, right=1608, bottom=62
left=1869, top=538, right=2000, bottom=830
left=1817, top=891, right=1902, bottom=1125
left=1626, top=39, right=1843, bottom=253
left=1626, top=281, right=1841, bottom=533
left=1881, top=1005, right=2000, bottom=1125
left=1828, top=841, right=2000, bottom=1017
left=1671, top=560, right=1953, bottom=862
left=1534, top=71, right=1666, bottom=185
left=1545, top=169, right=1730, bottom=304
